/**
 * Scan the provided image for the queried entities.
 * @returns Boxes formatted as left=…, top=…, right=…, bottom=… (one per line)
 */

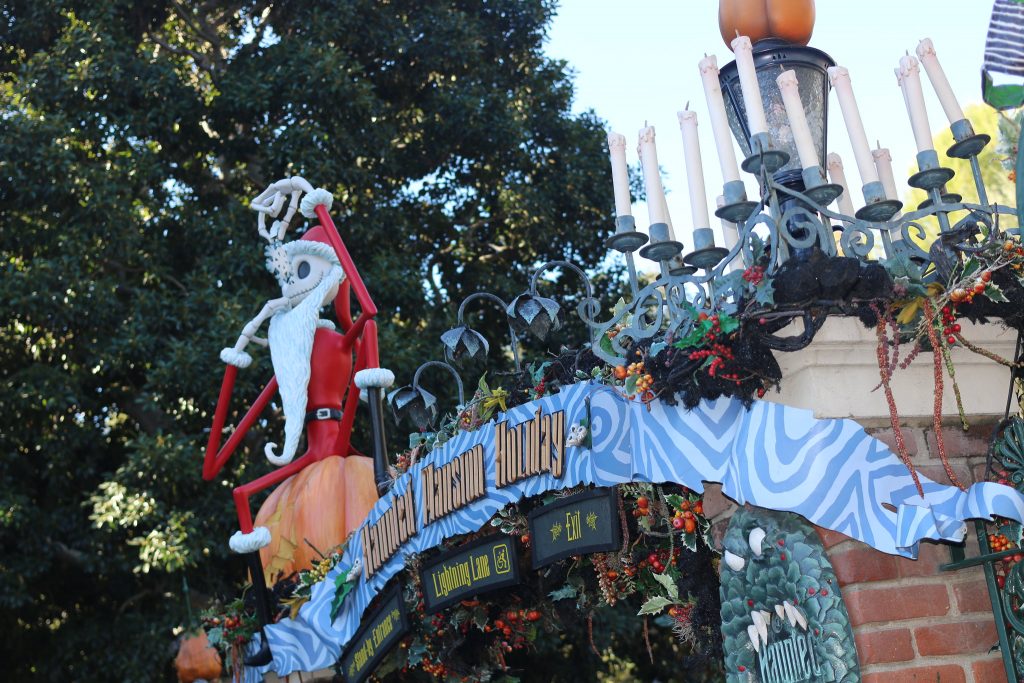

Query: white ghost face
left=282, top=253, right=338, bottom=305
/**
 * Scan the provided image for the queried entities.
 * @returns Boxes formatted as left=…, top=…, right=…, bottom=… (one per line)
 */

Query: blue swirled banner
left=250, top=381, right=1024, bottom=679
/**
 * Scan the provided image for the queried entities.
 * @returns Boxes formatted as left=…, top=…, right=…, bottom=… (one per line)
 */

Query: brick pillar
left=703, top=418, right=1010, bottom=682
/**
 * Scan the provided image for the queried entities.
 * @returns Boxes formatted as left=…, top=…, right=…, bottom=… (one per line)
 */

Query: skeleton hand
left=220, top=297, right=291, bottom=368
left=251, top=177, right=315, bottom=243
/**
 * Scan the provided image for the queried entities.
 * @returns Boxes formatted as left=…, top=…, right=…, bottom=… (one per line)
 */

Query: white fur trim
left=229, top=527, right=271, bottom=553
left=220, top=347, right=253, bottom=369
left=300, top=188, right=334, bottom=218
left=355, top=368, right=395, bottom=390
left=317, top=318, right=337, bottom=330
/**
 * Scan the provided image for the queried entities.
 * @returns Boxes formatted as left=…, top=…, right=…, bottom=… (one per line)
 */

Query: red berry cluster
left=938, top=305, right=961, bottom=346
left=201, top=612, right=252, bottom=646
left=742, top=265, right=765, bottom=286
left=670, top=497, right=702, bottom=534
left=637, top=547, right=682, bottom=574
left=632, top=495, right=652, bottom=520
left=988, top=532, right=1023, bottom=589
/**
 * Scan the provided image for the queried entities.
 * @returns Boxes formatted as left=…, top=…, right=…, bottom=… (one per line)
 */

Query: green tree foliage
left=0, top=1, right=615, bottom=678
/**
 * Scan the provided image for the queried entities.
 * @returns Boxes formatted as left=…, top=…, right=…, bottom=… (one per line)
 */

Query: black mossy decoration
left=850, top=262, right=894, bottom=300
left=817, top=256, right=862, bottom=300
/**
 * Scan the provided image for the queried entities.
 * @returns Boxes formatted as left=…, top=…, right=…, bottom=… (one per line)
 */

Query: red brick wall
left=704, top=419, right=1009, bottom=682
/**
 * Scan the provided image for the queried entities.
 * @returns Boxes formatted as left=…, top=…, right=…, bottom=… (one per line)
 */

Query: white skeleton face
left=282, top=253, right=338, bottom=306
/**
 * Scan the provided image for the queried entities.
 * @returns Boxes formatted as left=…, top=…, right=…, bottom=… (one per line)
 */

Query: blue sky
left=545, top=1, right=995, bottom=259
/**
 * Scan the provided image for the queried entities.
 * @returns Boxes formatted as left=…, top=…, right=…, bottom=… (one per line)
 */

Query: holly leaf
left=961, top=257, right=981, bottom=280
left=206, top=626, right=223, bottom=647
left=986, top=282, right=1009, bottom=303
left=754, top=282, right=775, bottom=307
left=407, top=640, right=427, bottom=666
left=664, top=494, right=684, bottom=510
left=652, top=571, right=679, bottom=601
left=637, top=596, right=673, bottom=616
left=549, top=584, right=578, bottom=601
left=719, top=314, right=740, bottom=335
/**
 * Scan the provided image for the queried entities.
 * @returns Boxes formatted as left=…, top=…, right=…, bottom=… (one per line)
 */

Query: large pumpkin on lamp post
left=719, top=0, right=815, bottom=48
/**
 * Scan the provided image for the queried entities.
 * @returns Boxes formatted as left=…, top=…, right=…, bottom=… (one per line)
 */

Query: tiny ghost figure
left=203, top=177, right=392, bottom=666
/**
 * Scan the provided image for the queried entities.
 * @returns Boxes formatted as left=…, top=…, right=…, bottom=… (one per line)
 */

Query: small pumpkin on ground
left=175, top=629, right=222, bottom=683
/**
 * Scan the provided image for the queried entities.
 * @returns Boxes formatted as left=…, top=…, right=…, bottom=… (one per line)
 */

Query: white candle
left=776, top=69, right=818, bottom=170
left=916, top=38, right=965, bottom=124
left=826, top=152, right=856, bottom=217
left=872, top=145, right=900, bottom=201
left=698, top=55, right=742, bottom=183
left=677, top=109, right=712, bottom=230
left=637, top=125, right=668, bottom=225
left=607, top=132, right=632, bottom=217
left=730, top=36, right=769, bottom=137
left=898, top=55, right=934, bottom=154
left=827, top=66, right=879, bottom=186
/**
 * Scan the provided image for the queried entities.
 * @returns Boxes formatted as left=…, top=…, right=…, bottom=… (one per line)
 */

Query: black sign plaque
left=420, top=534, right=520, bottom=613
left=340, top=584, right=409, bottom=683
left=528, top=487, right=622, bottom=569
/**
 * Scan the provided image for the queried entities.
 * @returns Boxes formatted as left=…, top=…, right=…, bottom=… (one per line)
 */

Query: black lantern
left=719, top=39, right=835, bottom=188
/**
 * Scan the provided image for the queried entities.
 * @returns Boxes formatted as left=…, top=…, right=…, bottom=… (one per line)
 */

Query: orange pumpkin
left=175, top=630, right=222, bottom=683
left=255, top=455, right=378, bottom=583
left=719, top=0, right=815, bottom=49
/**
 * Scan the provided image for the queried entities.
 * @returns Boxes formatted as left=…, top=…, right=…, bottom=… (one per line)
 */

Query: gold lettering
left=420, top=464, right=434, bottom=527
left=361, top=525, right=374, bottom=578
left=451, top=457, right=463, bottom=511
left=566, top=509, right=581, bottom=542
left=550, top=410, right=565, bottom=479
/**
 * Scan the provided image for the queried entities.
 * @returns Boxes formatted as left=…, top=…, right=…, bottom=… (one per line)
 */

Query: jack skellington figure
left=203, top=177, right=392, bottom=665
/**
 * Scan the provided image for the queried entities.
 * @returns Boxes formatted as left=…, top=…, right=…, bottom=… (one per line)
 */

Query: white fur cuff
left=220, top=347, right=253, bottom=369
left=229, top=527, right=271, bottom=554
left=300, top=188, right=334, bottom=218
left=355, top=368, right=395, bottom=390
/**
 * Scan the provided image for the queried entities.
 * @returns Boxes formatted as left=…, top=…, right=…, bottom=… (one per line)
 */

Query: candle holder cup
left=740, top=132, right=790, bottom=176
left=917, top=190, right=962, bottom=211
left=908, top=150, right=955, bottom=192
left=683, top=226, right=729, bottom=269
left=855, top=181, right=903, bottom=222
left=605, top=215, right=649, bottom=253
left=714, top=179, right=759, bottom=224
left=669, top=256, right=698, bottom=276
left=639, top=222, right=685, bottom=262
left=946, top=118, right=991, bottom=160
left=799, top=165, right=845, bottom=207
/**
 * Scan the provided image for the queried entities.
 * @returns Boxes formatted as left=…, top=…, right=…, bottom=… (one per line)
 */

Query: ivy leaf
left=549, top=584, right=578, bottom=601
left=637, top=596, right=674, bottom=615
left=206, top=626, right=223, bottom=647
left=624, top=374, right=639, bottom=396
left=652, top=571, right=679, bottom=601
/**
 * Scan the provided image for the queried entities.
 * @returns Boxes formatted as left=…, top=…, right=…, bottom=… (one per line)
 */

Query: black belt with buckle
left=304, top=407, right=343, bottom=424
